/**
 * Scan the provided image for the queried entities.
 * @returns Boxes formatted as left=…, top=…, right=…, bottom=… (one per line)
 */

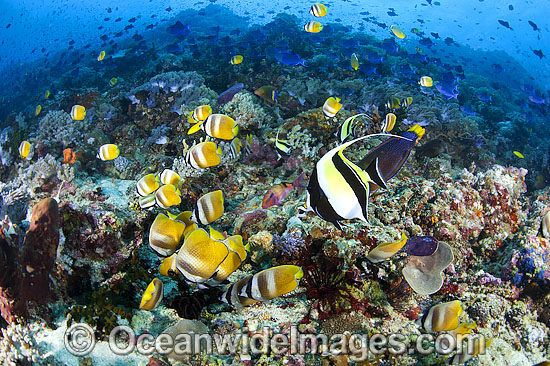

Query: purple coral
left=272, top=232, right=306, bottom=256
left=502, top=235, right=550, bottom=286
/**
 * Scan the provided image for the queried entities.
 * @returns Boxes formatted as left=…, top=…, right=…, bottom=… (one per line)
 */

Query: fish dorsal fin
left=365, top=157, right=388, bottom=189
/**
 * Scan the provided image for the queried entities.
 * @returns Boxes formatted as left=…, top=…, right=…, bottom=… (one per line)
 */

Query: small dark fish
left=165, top=6, right=172, bottom=12
left=431, top=32, right=440, bottom=39
left=168, top=21, right=191, bottom=37
left=146, top=24, right=154, bottom=30
left=98, top=26, right=103, bottom=30
left=444, top=37, right=456, bottom=46
left=128, top=17, right=136, bottom=23
left=124, top=24, right=134, bottom=30
left=284, top=5, right=291, bottom=10
left=115, top=17, right=122, bottom=22
left=69, top=39, right=75, bottom=45
left=104, top=17, right=110, bottom=21
left=508, top=4, right=514, bottom=10
left=419, top=37, right=434, bottom=47
left=5, top=24, right=10, bottom=29
left=528, top=20, right=540, bottom=31
left=132, top=33, right=143, bottom=41
left=417, top=18, right=425, bottom=24
left=498, top=19, right=513, bottom=30
left=387, top=9, right=398, bottom=16
left=100, top=34, right=109, bottom=41
left=107, top=7, right=112, bottom=13
left=533, top=49, right=545, bottom=59
left=114, top=31, right=123, bottom=37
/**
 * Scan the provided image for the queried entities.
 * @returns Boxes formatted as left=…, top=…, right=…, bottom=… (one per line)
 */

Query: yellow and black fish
left=275, top=129, right=291, bottom=158
left=185, top=141, right=223, bottom=169
left=191, top=190, right=224, bottom=225
left=188, top=113, right=238, bottom=140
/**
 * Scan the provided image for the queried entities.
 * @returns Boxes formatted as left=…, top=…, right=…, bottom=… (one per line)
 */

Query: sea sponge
left=402, top=241, right=454, bottom=295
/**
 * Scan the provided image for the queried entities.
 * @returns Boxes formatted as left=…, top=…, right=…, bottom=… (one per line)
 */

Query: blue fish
left=436, top=83, right=459, bottom=100
left=274, top=50, right=307, bottom=66
left=168, top=21, right=191, bottom=37
left=359, top=63, right=378, bottom=75
left=476, top=92, right=492, bottom=102
left=459, top=105, right=477, bottom=116
left=408, top=53, right=429, bottom=64
left=419, top=37, right=434, bottom=48
left=528, top=93, right=546, bottom=104
left=365, top=52, right=385, bottom=64
left=381, top=38, right=399, bottom=53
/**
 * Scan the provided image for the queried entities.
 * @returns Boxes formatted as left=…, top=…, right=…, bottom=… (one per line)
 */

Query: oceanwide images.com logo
left=64, top=323, right=488, bottom=361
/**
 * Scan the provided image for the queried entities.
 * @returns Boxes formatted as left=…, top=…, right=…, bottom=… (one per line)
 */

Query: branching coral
left=37, top=110, right=92, bottom=147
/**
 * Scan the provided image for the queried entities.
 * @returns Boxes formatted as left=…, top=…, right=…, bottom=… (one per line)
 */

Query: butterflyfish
left=382, top=113, right=397, bottom=132
left=188, top=105, right=212, bottom=123
left=139, top=278, right=163, bottom=310
left=71, top=104, right=86, bottom=120
left=97, top=144, right=119, bottom=160
left=155, top=184, right=181, bottom=209
left=422, top=300, right=462, bottom=332
left=238, top=265, right=303, bottom=301
left=350, top=53, right=359, bottom=70
left=188, top=114, right=238, bottom=140
left=390, top=25, right=406, bottom=39
left=18, top=141, right=31, bottom=159
left=191, top=190, right=224, bottom=225
left=149, top=213, right=186, bottom=257
left=310, top=3, right=328, bottom=17
left=185, top=141, right=223, bottom=169
left=136, top=173, right=160, bottom=197
left=304, top=21, right=323, bottom=33
left=159, top=168, right=181, bottom=187
left=419, top=76, right=433, bottom=87
left=230, top=55, right=243, bottom=65
left=323, top=96, right=343, bottom=118
left=175, top=228, right=229, bottom=283
left=97, top=50, right=106, bottom=61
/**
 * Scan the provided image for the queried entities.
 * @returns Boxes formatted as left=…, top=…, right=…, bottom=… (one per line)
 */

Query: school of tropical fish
left=0, top=1, right=549, bottom=365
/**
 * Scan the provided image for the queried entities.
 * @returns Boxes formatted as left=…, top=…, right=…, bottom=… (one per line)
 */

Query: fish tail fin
left=408, top=124, right=425, bottom=140
left=232, top=124, right=239, bottom=137
left=216, top=145, right=223, bottom=156
left=187, top=111, right=197, bottom=124
left=365, top=157, right=387, bottom=189
left=187, top=121, right=203, bottom=135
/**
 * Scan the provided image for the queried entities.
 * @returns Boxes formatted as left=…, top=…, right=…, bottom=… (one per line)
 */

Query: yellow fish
left=385, top=97, right=401, bottom=110
left=403, top=96, right=413, bottom=106
left=322, top=96, right=342, bottom=118
left=185, top=141, right=223, bottom=169
left=97, top=143, right=119, bottom=161
left=136, top=173, right=160, bottom=197
left=139, top=278, right=163, bottom=310
left=188, top=105, right=212, bottom=123
left=238, top=265, right=303, bottom=301
left=419, top=76, right=433, bottom=87
left=35, top=105, right=41, bottom=116
left=18, top=141, right=31, bottom=159
left=44, top=90, right=50, bottom=99
left=382, top=113, right=397, bottom=132
left=155, top=184, right=181, bottom=209
left=70, top=104, right=86, bottom=120
left=159, top=253, right=178, bottom=277
left=230, top=55, right=243, bottom=65
left=188, top=114, right=238, bottom=140
left=304, top=21, right=323, bottom=33
left=176, top=228, right=229, bottom=283
left=390, top=25, right=406, bottom=39
left=159, top=168, right=181, bottom=187
left=97, top=50, right=106, bottom=61
left=367, top=232, right=407, bottom=263
left=422, top=300, right=462, bottom=332
left=350, top=53, right=359, bottom=70
left=513, top=151, right=524, bottom=158
left=192, top=190, right=224, bottom=225
left=310, top=3, right=328, bottom=17
left=109, top=78, right=118, bottom=87
left=149, top=213, right=186, bottom=256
